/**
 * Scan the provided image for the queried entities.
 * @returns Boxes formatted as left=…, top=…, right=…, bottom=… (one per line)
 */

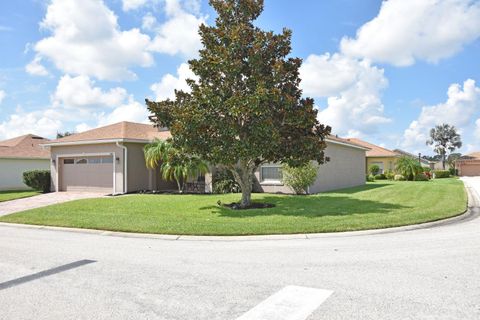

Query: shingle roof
left=326, top=135, right=370, bottom=150
left=45, top=122, right=171, bottom=145
left=0, top=134, right=50, bottom=159
left=393, top=149, right=431, bottom=165
left=458, top=152, right=480, bottom=161
left=346, top=138, right=399, bottom=157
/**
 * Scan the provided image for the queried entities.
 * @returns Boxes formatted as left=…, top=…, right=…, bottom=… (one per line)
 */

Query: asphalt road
left=1, top=178, right=479, bottom=320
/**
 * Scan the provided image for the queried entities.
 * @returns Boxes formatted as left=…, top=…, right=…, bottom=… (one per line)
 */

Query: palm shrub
left=144, top=139, right=209, bottom=193
left=281, top=162, right=318, bottom=194
left=385, top=170, right=395, bottom=180
left=395, top=156, right=423, bottom=181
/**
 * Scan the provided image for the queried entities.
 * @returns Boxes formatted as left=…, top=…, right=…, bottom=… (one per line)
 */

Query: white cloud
left=75, top=123, right=93, bottom=133
left=150, top=62, right=196, bottom=100
left=122, top=0, right=149, bottom=11
left=402, top=79, right=480, bottom=153
left=142, top=12, right=158, bottom=31
left=340, top=0, right=480, bottom=66
left=0, top=90, right=5, bottom=105
left=52, top=75, right=128, bottom=109
left=97, top=97, right=149, bottom=126
left=25, top=56, right=49, bottom=76
left=300, top=53, right=390, bottom=137
left=300, top=53, right=364, bottom=97
left=149, top=0, right=206, bottom=57
left=0, top=110, right=63, bottom=139
left=32, top=0, right=153, bottom=80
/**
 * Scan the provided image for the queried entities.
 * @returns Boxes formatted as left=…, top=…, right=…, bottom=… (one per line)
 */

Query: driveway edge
left=0, top=180, right=476, bottom=241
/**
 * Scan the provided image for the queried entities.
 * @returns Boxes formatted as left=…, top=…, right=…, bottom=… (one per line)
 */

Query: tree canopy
left=426, top=124, right=462, bottom=170
left=146, top=0, right=331, bottom=207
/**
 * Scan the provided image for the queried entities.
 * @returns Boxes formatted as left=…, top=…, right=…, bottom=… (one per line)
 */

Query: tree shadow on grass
left=200, top=194, right=410, bottom=219
left=325, top=183, right=393, bottom=194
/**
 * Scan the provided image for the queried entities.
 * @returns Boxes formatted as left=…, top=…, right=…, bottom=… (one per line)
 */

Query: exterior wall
left=457, top=161, right=480, bottom=176
left=366, top=157, right=397, bottom=174
left=0, top=158, right=50, bottom=190
left=50, top=143, right=124, bottom=193
left=255, top=142, right=366, bottom=194
left=125, top=143, right=151, bottom=192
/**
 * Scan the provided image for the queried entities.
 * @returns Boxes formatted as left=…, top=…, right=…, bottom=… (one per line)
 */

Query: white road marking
left=236, top=285, right=333, bottom=320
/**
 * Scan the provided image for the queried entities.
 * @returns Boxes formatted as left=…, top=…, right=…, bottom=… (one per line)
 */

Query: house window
left=260, top=165, right=282, bottom=183
left=76, top=158, right=87, bottom=164
left=63, top=158, right=74, bottom=164
left=371, top=162, right=384, bottom=174
left=88, top=158, right=101, bottom=164
left=101, top=156, right=113, bottom=164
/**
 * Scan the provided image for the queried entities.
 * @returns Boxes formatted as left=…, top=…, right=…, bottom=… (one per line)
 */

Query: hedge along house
left=42, top=122, right=210, bottom=194
left=253, top=136, right=369, bottom=194
left=0, top=134, right=50, bottom=190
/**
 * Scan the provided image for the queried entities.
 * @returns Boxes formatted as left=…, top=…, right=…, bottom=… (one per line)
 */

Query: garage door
left=460, top=164, right=480, bottom=176
left=60, top=156, right=113, bottom=192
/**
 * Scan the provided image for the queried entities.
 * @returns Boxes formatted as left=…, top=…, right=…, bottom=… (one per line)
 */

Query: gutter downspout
left=116, top=141, right=128, bottom=194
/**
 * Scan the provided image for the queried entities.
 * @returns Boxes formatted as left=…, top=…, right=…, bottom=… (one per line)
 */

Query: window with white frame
left=260, top=165, right=282, bottom=183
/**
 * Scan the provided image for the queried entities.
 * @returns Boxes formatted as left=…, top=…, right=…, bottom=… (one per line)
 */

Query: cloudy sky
left=0, top=0, right=479, bottom=155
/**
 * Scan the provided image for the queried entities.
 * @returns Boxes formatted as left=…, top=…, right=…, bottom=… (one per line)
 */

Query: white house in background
left=0, top=134, right=50, bottom=190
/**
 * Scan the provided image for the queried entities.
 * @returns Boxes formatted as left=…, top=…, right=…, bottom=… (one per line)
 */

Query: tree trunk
left=230, top=161, right=255, bottom=208
left=442, top=152, right=446, bottom=170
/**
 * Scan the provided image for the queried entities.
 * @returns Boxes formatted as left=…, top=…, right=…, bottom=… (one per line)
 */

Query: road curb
left=0, top=181, right=477, bottom=242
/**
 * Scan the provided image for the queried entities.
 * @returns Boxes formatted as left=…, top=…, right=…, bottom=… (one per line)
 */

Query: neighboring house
left=0, top=134, right=50, bottom=190
left=43, top=121, right=368, bottom=195
left=346, top=138, right=399, bottom=174
left=253, top=135, right=369, bottom=194
left=456, top=152, right=480, bottom=176
left=393, top=149, right=433, bottom=168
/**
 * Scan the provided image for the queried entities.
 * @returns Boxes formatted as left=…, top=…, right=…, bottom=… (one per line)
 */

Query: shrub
left=433, top=170, right=450, bottom=178
left=385, top=170, right=395, bottom=180
left=424, top=171, right=432, bottom=179
left=281, top=163, right=318, bottom=194
left=212, top=169, right=240, bottom=194
left=374, top=173, right=387, bottom=180
left=369, top=164, right=380, bottom=175
left=395, top=156, right=423, bottom=181
left=414, top=173, right=429, bottom=181
left=394, top=174, right=406, bottom=181
left=422, top=167, right=432, bottom=173
left=366, top=174, right=375, bottom=182
left=448, top=167, right=458, bottom=176
left=23, top=170, right=51, bottom=193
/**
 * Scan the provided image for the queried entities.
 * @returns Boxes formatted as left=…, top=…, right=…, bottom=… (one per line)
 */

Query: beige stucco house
left=346, top=138, right=400, bottom=174
left=43, top=121, right=368, bottom=195
left=0, top=134, right=50, bottom=190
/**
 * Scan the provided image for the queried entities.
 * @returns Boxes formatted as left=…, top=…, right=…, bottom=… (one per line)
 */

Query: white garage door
left=60, top=156, right=113, bottom=192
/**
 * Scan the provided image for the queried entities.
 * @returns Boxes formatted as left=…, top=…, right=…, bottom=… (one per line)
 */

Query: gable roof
left=458, top=152, right=480, bottom=161
left=393, top=149, right=432, bottom=165
left=44, top=122, right=171, bottom=146
left=326, top=135, right=370, bottom=150
left=0, top=134, right=50, bottom=159
left=346, top=138, right=399, bottom=157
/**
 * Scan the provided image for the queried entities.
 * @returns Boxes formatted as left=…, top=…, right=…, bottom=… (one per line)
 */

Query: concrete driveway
left=0, top=192, right=107, bottom=216
left=0, top=179, right=479, bottom=319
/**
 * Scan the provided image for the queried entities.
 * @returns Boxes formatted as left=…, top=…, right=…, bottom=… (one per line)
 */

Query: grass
left=0, top=178, right=467, bottom=236
left=0, top=190, right=40, bottom=203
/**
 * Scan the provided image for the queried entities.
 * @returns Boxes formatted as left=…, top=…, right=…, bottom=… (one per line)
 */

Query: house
left=0, top=134, right=50, bottom=190
left=456, top=152, right=480, bottom=176
left=393, top=149, right=433, bottom=168
left=253, top=135, right=369, bottom=193
left=346, top=138, right=399, bottom=174
left=42, top=121, right=368, bottom=195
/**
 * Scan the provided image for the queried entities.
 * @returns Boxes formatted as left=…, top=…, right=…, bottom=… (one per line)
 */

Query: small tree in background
left=369, top=164, right=380, bottom=176
left=281, top=163, right=318, bottom=194
left=426, top=124, right=462, bottom=170
left=395, top=156, right=423, bottom=181
left=144, top=139, right=209, bottom=193
left=146, top=0, right=331, bottom=208
left=56, top=131, right=75, bottom=139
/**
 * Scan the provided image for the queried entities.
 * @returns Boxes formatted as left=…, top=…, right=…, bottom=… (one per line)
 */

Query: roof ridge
left=348, top=137, right=397, bottom=153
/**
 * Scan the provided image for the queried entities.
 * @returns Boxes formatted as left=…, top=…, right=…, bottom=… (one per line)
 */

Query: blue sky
left=0, top=0, right=479, bottom=155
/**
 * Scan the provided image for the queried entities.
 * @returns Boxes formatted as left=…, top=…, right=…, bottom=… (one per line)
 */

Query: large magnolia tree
left=146, top=0, right=331, bottom=207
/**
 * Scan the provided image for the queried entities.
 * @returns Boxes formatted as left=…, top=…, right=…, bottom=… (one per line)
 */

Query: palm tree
left=426, top=124, right=462, bottom=170
left=395, top=156, right=423, bottom=181
left=144, top=139, right=209, bottom=192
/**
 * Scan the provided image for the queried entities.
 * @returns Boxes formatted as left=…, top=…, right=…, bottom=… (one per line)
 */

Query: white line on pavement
left=236, top=285, right=333, bottom=320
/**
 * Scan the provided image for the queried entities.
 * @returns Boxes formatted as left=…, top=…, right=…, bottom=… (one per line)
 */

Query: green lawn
left=0, top=178, right=467, bottom=235
left=0, top=190, right=40, bottom=203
